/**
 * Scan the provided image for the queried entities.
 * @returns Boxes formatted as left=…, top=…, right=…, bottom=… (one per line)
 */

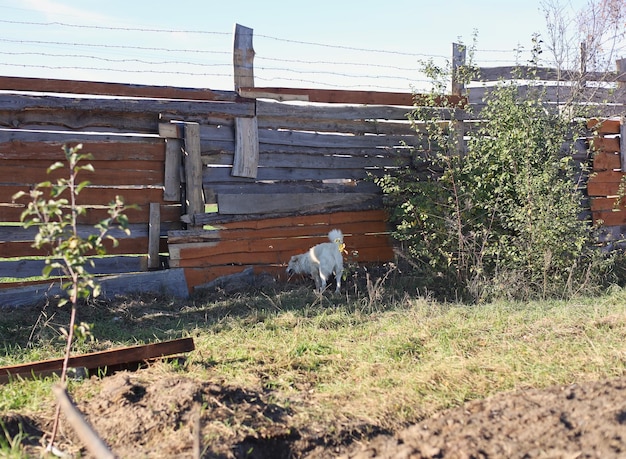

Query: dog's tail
left=328, top=229, right=343, bottom=244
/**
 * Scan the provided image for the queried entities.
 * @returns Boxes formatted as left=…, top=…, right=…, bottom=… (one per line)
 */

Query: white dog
left=286, top=229, right=344, bottom=293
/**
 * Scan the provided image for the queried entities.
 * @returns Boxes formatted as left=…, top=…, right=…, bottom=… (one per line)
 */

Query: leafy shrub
left=377, top=41, right=612, bottom=301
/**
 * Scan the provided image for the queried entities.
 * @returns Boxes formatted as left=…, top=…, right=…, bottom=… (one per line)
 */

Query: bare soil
left=4, top=370, right=626, bottom=458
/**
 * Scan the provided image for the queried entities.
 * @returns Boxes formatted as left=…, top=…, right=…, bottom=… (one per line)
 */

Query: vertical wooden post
left=232, top=23, right=259, bottom=179
left=233, top=23, right=255, bottom=92
left=619, top=116, right=626, bottom=172
left=451, top=43, right=466, bottom=157
left=617, top=58, right=626, bottom=90
left=148, top=202, right=161, bottom=270
left=183, top=122, right=204, bottom=228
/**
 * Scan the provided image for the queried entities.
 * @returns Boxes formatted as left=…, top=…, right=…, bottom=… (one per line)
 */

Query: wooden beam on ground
left=0, top=337, right=195, bottom=384
left=238, top=87, right=468, bottom=108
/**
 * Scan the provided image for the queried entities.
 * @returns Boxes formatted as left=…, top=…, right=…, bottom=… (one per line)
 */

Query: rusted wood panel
left=0, top=75, right=239, bottom=101
left=0, top=337, right=194, bottom=383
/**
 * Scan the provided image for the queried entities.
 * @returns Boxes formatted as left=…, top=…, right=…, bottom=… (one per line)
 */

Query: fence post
left=232, top=23, right=259, bottom=179
left=451, top=43, right=466, bottom=156
left=148, top=203, right=161, bottom=269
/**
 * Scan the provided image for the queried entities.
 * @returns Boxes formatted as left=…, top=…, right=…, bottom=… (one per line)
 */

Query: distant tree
left=540, top=0, right=625, bottom=72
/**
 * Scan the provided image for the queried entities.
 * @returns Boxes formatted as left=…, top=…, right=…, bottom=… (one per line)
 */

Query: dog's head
left=286, top=254, right=302, bottom=275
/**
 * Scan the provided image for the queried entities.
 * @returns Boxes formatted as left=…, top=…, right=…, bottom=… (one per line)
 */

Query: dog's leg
left=318, top=269, right=327, bottom=292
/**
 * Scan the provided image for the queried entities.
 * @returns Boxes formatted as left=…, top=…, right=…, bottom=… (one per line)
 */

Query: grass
left=2, top=279, right=626, bottom=455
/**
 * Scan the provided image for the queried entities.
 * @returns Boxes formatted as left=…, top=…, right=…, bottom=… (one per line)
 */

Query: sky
left=0, top=0, right=603, bottom=93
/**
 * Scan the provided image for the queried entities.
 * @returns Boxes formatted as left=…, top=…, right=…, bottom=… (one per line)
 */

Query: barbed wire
left=0, top=16, right=540, bottom=91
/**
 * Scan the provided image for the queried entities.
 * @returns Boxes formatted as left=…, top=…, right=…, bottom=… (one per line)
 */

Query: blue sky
left=0, top=0, right=595, bottom=91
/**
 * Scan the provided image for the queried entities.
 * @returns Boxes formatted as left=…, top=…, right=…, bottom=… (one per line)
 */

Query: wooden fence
left=1, top=24, right=625, bottom=306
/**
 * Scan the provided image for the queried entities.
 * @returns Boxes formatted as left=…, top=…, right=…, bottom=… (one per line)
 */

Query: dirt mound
left=342, top=377, right=626, bottom=459
left=4, top=373, right=626, bottom=458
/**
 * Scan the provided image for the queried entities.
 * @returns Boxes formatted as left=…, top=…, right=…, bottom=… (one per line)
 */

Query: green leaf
left=47, top=162, right=65, bottom=173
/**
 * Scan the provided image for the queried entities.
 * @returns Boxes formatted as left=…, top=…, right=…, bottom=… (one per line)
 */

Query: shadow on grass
left=0, top=264, right=420, bottom=354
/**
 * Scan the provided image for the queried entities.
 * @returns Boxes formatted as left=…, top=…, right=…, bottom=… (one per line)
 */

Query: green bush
left=377, top=42, right=613, bottom=301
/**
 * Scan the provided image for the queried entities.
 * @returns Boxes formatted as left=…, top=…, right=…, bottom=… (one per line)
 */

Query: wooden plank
left=233, top=24, right=255, bottom=92
left=0, top=255, right=147, bottom=279
left=148, top=203, right=161, bottom=270
left=587, top=170, right=626, bottom=196
left=163, top=138, right=182, bottom=202
left=232, top=117, right=259, bottom=178
left=217, top=193, right=381, bottom=215
left=257, top=100, right=428, bottom=122
left=0, top=337, right=195, bottom=384
left=592, top=152, right=621, bottom=171
left=0, top=94, right=254, bottom=118
left=587, top=118, right=622, bottom=134
left=0, top=269, right=188, bottom=306
left=0, top=160, right=164, bottom=186
left=239, top=87, right=467, bottom=108
left=0, top=137, right=164, bottom=161
left=590, top=137, right=621, bottom=154
left=621, top=117, right=626, bottom=173
left=592, top=210, right=626, bottom=226
left=0, top=109, right=159, bottom=134
left=1, top=203, right=181, bottom=226
left=183, top=123, right=205, bottom=228
left=0, top=75, right=239, bottom=101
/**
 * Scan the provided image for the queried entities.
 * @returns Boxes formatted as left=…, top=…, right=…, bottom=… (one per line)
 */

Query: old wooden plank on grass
left=0, top=269, right=189, bottom=307
left=0, top=337, right=195, bottom=384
